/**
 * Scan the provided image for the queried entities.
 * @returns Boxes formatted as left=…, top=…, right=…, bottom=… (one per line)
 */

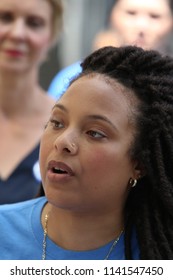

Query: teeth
left=53, top=167, right=67, bottom=174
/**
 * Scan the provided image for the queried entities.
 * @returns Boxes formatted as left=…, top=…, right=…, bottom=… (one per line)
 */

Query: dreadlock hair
left=77, top=46, right=173, bottom=259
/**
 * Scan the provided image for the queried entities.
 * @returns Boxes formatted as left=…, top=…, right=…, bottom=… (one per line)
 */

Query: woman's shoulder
left=0, top=196, right=47, bottom=216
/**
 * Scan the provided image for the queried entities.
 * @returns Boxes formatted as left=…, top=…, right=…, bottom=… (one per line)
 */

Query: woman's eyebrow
left=52, top=103, right=68, bottom=113
left=87, top=114, right=118, bottom=131
left=52, top=105, right=118, bottom=131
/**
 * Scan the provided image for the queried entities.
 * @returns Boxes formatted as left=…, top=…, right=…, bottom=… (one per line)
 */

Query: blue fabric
left=0, top=197, right=140, bottom=260
left=48, top=61, right=82, bottom=100
left=0, top=144, right=41, bottom=204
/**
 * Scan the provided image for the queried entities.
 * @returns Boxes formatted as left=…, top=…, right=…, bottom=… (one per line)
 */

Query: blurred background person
left=0, top=0, right=63, bottom=204
left=48, top=0, right=173, bottom=100
left=105, top=0, right=173, bottom=53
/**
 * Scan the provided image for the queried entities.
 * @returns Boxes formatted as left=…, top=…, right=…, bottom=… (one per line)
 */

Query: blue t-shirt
left=0, top=197, right=139, bottom=260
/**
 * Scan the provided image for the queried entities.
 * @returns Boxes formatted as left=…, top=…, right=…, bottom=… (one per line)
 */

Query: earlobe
left=133, top=160, right=146, bottom=180
left=129, top=166, right=144, bottom=189
left=134, top=169, right=143, bottom=180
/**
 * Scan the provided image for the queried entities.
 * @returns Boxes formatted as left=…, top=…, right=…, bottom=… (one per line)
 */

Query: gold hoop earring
left=129, top=178, right=137, bottom=188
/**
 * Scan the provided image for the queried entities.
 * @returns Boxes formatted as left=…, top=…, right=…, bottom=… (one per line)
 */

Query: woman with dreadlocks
left=0, top=45, right=173, bottom=260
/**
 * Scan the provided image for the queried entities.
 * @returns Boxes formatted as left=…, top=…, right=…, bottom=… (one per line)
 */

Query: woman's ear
left=133, top=160, right=146, bottom=180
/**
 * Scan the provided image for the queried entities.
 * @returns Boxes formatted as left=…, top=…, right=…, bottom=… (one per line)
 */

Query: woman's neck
left=0, top=69, right=42, bottom=117
left=42, top=203, right=124, bottom=252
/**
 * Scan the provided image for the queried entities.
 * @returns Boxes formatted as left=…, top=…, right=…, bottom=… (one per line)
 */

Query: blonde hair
left=46, top=0, right=63, bottom=42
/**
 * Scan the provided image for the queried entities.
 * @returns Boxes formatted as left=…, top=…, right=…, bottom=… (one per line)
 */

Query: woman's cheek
left=84, top=148, right=112, bottom=172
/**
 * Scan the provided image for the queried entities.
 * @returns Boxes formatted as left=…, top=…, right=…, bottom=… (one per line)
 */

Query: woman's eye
left=87, top=130, right=106, bottom=139
left=0, top=12, right=13, bottom=23
left=49, top=119, right=64, bottom=129
left=126, top=10, right=136, bottom=16
left=27, top=17, right=45, bottom=29
left=150, top=14, right=161, bottom=19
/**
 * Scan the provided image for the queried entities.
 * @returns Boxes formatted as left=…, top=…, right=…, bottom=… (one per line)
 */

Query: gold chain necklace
left=42, top=213, right=123, bottom=260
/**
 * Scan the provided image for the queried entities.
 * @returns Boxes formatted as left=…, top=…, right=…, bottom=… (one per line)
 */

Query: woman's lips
left=4, top=49, right=24, bottom=57
left=47, top=160, right=75, bottom=182
left=48, top=160, right=74, bottom=175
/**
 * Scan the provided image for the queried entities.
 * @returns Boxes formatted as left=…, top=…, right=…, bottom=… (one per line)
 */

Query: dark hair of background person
left=73, top=45, right=173, bottom=259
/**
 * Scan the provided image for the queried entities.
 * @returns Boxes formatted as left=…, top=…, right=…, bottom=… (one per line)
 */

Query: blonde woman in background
left=0, top=0, right=63, bottom=204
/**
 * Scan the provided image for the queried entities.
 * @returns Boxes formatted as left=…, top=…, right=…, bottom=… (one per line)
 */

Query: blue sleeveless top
left=0, top=144, right=41, bottom=204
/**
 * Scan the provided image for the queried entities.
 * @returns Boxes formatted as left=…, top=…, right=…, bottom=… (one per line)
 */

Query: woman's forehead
left=57, top=75, right=139, bottom=122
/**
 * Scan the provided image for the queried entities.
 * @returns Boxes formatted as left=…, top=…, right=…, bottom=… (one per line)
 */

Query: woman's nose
left=54, top=132, right=78, bottom=155
left=136, top=16, right=149, bottom=31
left=9, top=19, right=26, bottom=40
